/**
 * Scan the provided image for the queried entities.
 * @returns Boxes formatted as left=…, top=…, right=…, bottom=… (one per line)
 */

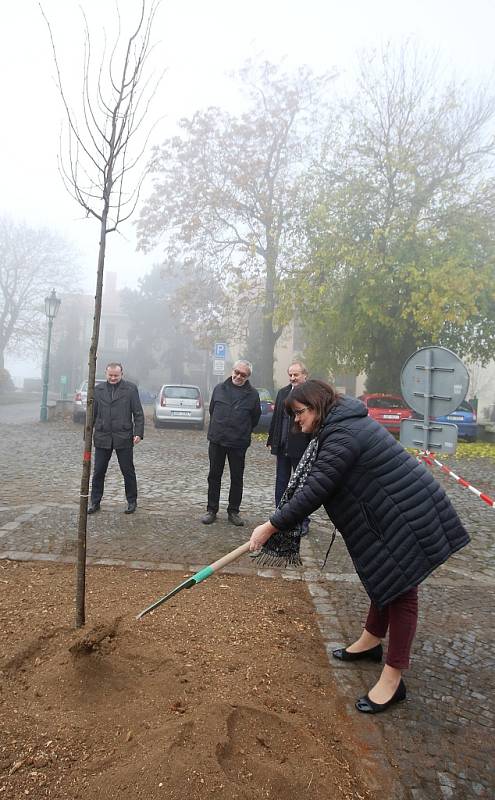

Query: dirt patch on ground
left=0, top=560, right=378, bottom=799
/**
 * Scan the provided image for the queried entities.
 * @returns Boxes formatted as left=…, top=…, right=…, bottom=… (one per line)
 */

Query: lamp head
left=44, top=289, right=61, bottom=320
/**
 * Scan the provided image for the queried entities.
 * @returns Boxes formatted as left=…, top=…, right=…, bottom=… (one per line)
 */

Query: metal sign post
left=212, top=342, right=227, bottom=384
left=214, top=343, right=227, bottom=359
left=400, top=346, right=469, bottom=453
left=400, top=418, right=458, bottom=453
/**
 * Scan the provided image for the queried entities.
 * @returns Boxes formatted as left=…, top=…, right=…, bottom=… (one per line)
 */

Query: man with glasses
left=202, top=359, right=261, bottom=527
left=267, top=360, right=311, bottom=533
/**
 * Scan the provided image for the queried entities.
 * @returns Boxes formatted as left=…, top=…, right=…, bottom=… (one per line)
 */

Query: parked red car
left=359, top=393, right=413, bottom=435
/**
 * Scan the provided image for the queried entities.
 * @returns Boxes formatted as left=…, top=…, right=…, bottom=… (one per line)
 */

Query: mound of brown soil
left=0, top=560, right=377, bottom=799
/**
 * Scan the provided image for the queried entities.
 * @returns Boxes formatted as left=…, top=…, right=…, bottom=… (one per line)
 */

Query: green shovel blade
left=136, top=566, right=213, bottom=620
left=135, top=577, right=196, bottom=620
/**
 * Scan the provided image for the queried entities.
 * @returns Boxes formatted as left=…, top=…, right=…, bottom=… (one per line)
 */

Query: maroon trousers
left=365, top=586, right=419, bottom=670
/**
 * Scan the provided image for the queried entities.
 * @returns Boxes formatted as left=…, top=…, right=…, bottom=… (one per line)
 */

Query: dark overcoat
left=207, top=378, right=261, bottom=449
left=267, top=383, right=311, bottom=460
left=270, top=395, right=470, bottom=607
left=93, top=380, right=145, bottom=450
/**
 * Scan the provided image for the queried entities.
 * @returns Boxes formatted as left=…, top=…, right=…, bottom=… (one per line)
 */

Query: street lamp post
left=40, top=289, right=61, bottom=422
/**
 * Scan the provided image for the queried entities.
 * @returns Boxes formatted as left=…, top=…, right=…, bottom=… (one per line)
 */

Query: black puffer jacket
left=270, top=395, right=470, bottom=607
left=267, top=384, right=311, bottom=460
left=93, top=380, right=145, bottom=449
left=207, top=378, right=261, bottom=449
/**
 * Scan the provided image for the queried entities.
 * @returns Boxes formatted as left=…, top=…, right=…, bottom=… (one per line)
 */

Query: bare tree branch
left=40, top=0, right=163, bottom=627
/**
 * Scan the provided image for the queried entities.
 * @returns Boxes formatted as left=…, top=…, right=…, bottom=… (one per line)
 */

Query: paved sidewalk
left=1, top=418, right=494, bottom=798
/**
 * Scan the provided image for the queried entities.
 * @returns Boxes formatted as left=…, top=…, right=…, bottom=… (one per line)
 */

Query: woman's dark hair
left=285, top=379, right=339, bottom=431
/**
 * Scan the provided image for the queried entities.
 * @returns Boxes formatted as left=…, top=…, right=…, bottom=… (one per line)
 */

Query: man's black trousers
left=207, top=441, right=246, bottom=514
left=91, top=445, right=137, bottom=504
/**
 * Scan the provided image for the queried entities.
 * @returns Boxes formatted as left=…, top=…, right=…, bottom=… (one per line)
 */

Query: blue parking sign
left=214, top=342, right=227, bottom=358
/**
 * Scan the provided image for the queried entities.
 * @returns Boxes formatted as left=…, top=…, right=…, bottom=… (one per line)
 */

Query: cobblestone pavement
left=1, top=414, right=494, bottom=799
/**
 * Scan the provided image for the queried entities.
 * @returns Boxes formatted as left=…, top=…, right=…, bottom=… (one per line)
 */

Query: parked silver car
left=153, top=384, right=205, bottom=430
left=72, top=378, right=106, bottom=423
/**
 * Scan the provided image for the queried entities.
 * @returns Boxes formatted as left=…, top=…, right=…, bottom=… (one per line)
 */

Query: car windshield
left=452, top=401, right=473, bottom=413
left=163, top=386, right=199, bottom=399
left=257, top=388, right=273, bottom=402
left=81, top=379, right=105, bottom=392
left=367, top=396, right=404, bottom=409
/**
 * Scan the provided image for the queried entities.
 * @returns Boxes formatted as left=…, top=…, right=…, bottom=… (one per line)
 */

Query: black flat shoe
left=125, top=501, right=137, bottom=514
left=355, top=679, right=406, bottom=714
left=87, top=503, right=100, bottom=515
left=332, top=643, right=383, bottom=663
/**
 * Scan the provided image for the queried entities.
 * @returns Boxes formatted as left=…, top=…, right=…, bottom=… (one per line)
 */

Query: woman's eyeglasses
left=293, top=406, right=310, bottom=417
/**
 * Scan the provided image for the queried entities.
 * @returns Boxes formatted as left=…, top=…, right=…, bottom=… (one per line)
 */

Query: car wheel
left=196, top=421, right=205, bottom=431
left=73, top=413, right=82, bottom=424
left=153, top=415, right=162, bottom=428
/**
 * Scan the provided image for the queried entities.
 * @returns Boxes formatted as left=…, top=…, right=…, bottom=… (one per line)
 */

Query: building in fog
left=50, top=272, right=131, bottom=394
left=49, top=271, right=209, bottom=397
left=46, top=270, right=367, bottom=400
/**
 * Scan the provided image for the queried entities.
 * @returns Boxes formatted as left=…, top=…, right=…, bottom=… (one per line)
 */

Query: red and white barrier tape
left=418, top=452, right=495, bottom=508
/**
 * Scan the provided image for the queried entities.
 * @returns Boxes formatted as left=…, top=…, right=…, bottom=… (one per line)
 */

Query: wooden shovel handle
left=210, top=540, right=251, bottom=572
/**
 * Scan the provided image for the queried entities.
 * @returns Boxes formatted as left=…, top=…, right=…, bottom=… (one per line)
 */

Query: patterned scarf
left=253, top=436, right=320, bottom=567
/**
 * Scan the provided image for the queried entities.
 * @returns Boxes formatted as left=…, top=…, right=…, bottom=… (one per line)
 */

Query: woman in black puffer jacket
left=249, top=380, right=469, bottom=714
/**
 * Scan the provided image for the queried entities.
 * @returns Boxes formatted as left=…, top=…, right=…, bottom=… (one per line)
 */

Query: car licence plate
left=447, top=416, right=462, bottom=421
left=171, top=410, right=191, bottom=417
left=383, top=414, right=400, bottom=419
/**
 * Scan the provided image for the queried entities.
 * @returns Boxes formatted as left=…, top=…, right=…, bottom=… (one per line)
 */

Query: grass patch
left=435, top=441, right=495, bottom=459
left=253, top=429, right=495, bottom=459
left=409, top=442, right=495, bottom=460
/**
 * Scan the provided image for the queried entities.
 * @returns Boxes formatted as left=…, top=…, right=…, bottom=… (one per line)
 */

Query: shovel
left=136, top=540, right=251, bottom=620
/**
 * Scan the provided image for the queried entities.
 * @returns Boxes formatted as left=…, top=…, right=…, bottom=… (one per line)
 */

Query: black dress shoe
left=355, top=679, right=406, bottom=714
left=228, top=512, right=244, bottom=527
left=201, top=511, right=217, bottom=525
left=87, top=503, right=101, bottom=515
left=332, top=643, right=383, bottom=663
left=125, top=501, right=137, bottom=514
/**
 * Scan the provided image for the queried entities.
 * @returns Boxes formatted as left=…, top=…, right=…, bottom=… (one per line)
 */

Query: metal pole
left=422, top=348, right=432, bottom=451
left=40, top=317, right=54, bottom=422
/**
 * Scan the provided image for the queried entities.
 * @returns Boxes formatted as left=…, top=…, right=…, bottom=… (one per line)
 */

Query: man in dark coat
left=267, top=361, right=311, bottom=529
left=88, top=362, right=144, bottom=515
left=202, top=359, right=261, bottom=527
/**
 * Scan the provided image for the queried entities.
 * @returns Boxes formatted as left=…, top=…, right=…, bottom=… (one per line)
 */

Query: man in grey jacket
left=88, top=362, right=144, bottom=515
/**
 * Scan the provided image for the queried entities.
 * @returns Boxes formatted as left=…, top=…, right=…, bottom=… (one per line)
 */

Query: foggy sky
left=2, top=0, right=494, bottom=378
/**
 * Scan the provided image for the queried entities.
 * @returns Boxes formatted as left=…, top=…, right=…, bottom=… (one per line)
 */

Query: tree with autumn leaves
left=138, top=61, right=331, bottom=392
left=137, top=47, right=495, bottom=392
left=297, top=46, right=495, bottom=390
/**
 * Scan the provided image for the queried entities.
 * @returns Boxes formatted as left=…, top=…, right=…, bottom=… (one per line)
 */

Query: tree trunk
left=258, top=241, right=279, bottom=392
left=365, top=337, right=417, bottom=394
left=259, top=312, right=278, bottom=392
left=75, top=212, right=108, bottom=628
